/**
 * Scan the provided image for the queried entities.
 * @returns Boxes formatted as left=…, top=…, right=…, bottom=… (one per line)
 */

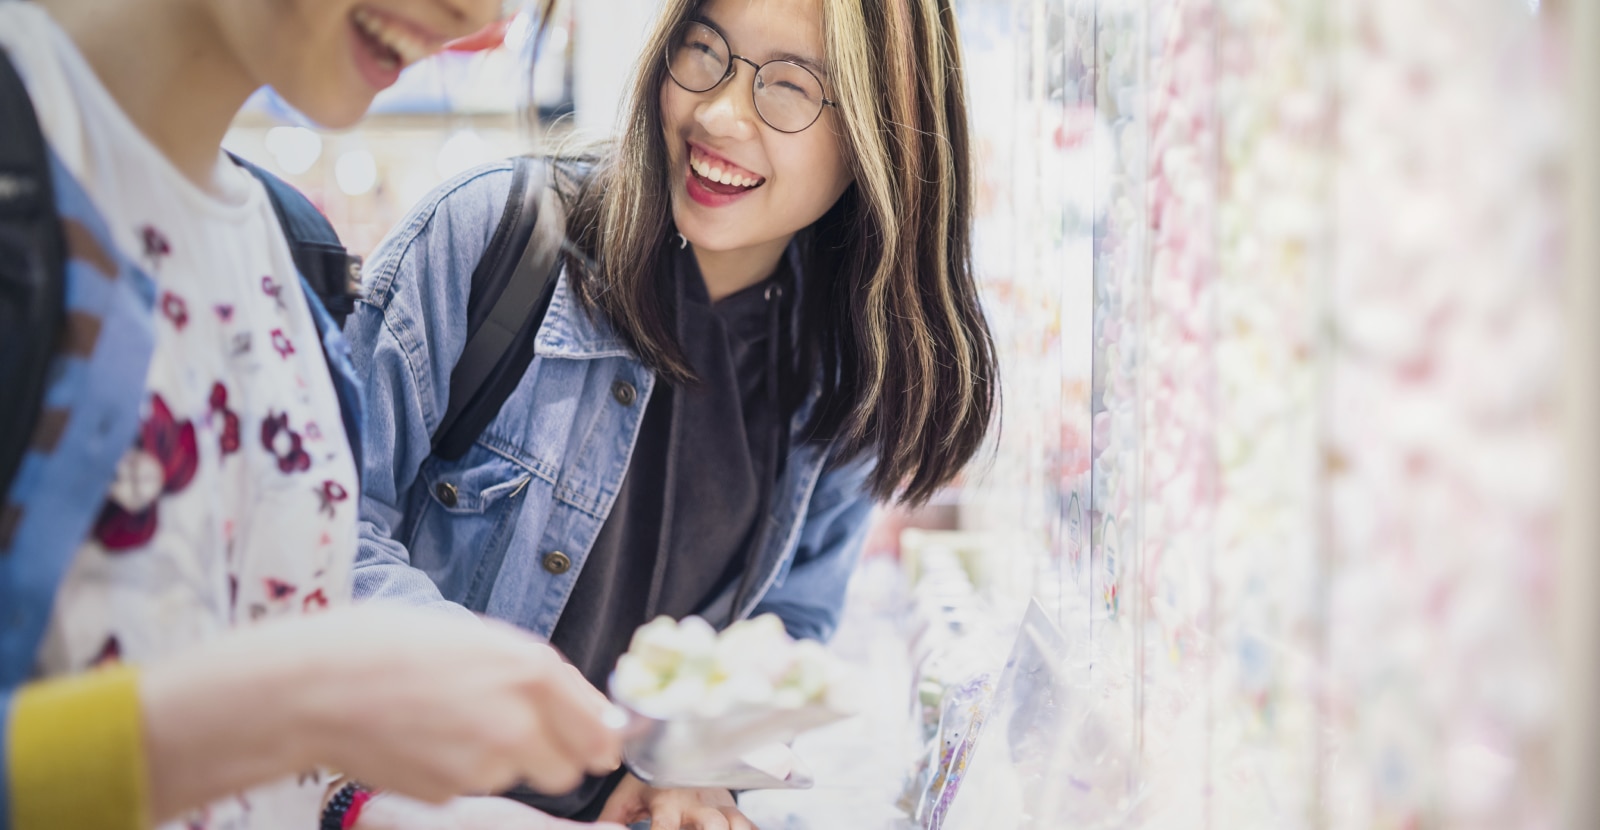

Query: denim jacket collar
left=533, top=267, right=634, bottom=361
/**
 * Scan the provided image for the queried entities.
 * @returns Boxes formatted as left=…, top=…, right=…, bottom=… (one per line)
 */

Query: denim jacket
left=345, top=160, right=875, bottom=642
left=0, top=148, right=364, bottom=828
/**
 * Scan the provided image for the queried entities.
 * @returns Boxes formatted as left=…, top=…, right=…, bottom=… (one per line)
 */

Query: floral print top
left=3, top=8, right=357, bottom=829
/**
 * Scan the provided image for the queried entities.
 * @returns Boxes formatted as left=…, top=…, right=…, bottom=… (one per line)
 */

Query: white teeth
left=352, top=7, right=431, bottom=68
left=690, top=151, right=763, bottom=189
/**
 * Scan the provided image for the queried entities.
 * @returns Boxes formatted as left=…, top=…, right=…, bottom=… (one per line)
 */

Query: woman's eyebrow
left=689, top=13, right=830, bottom=79
left=773, top=51, right=829, bottom=79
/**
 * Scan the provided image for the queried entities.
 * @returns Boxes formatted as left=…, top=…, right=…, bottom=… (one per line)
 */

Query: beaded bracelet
left=320, top=781, right=375, bottom=830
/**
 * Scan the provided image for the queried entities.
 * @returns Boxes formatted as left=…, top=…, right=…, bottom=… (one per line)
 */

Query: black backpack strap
left=229, top=155, right=366, bottom=482
left=431, top=156, right=565, bottom=460
left=0, top=48, right=66, bottom=505
left=229, top=153, right=363, bottom=327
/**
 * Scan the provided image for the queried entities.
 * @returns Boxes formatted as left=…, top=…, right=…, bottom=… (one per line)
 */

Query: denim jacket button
left=435, top=481, right=459, bottom=508
left=542, top=550, right=573, bottom=575
left=611, top=380, right=637, bottom=407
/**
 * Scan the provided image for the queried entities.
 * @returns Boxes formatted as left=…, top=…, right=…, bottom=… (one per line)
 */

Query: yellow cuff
left=9, top=666, right=150, bottom=830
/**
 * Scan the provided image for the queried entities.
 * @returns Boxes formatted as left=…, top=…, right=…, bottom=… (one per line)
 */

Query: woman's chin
left=280, top=89, right=376, bottom=131
left=670, top=212, right=747, bottom=255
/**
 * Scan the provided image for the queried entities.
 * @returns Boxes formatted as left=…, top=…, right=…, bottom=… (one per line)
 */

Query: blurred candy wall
left=956, top=0, right=1593, bottom=825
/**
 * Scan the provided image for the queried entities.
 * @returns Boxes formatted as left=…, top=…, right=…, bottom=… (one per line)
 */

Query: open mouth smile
left=685, top=142, right=766, bottom=207
left=349, top=5, right=442, bottom=91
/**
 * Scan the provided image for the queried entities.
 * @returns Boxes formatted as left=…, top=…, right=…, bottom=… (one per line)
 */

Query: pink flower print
left=214, top=304, right=235, bottom=323
left=261, top=275, right=285, bottom=309
left=147, top=397, right=200, bottom=491
left=94, top=394, right=199, bottom=551
left=303, top=589, right=329, bottom=612
left=305, top=422, right=323, bottom=441
left=209, top=382, right=241, bottom=456
left=260, top=411, right=311, bottom=473
left=90, top=635, right=122, bottom=668
left=270, top=328, right=296, bottom=359
left=265, top=578, right=297, bottom=601
left=161, top=292, right=189, bottom=330
left=315, top=479, right=348, bottom=517
left=140, top=225, right=171, bottom=260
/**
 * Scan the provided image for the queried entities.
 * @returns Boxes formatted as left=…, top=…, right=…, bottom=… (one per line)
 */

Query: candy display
left=953, top=0, right=1095, bottom=624
left=1321, top=2, right=1564, bottom=825
left=941, top=0, right=1572, bottom=826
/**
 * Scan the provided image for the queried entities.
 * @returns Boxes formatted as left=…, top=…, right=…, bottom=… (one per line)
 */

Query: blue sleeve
left=751, top=454, right=877, bottom=642
left=343, top=162, right=517, bottom=615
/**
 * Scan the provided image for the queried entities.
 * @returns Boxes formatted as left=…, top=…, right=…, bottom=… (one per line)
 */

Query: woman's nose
left=695, top=64, right=761, bottom=141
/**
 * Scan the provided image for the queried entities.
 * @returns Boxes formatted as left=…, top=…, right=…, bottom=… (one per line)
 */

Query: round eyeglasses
left=665, top=21, right=837, bottom=134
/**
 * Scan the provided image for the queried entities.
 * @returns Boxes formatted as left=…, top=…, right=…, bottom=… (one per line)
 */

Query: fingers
left=596, top=774, right=650, bottom=824
left=515, top=754, right=584, bottom=796
left=539, top=816, right=628, bottom=830
left=723, top=806, right=758, bottom=830
left=682, top=806, right=731, bottom=830
left=559, top=660, right=611, bottom=714
left=475, top=635, right=618, bottom=790
left=549, top=661, right=624, bottom=773
left=649, top=802, right=684, bottom=830
left=498, top=639, right=621, bottom=776
left=651, top=806, right=745, bottom=830
left=530, top=676, right=623, bottom=777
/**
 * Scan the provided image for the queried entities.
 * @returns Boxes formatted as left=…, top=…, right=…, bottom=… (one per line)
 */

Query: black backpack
left=430, top=155, right=567, bottom=462
left=0, top=45, right=563, bottom=504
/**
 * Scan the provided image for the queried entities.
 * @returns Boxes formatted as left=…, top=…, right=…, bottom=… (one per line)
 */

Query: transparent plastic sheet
left=618, top=703, right=852, bottom=790
left=736, top=559, right=924, bottom=829
left=938, top=601, right=1068, bottom=829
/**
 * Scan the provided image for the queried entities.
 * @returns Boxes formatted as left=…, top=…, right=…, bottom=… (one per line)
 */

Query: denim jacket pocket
left=409, top=445, right=534, bottom=610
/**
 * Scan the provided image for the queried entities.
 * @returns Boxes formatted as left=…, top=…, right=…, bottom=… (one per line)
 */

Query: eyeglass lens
left=666, top=21, right=828, bottom=133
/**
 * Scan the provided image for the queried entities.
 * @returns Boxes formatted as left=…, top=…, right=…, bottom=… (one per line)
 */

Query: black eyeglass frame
left=663, top=21, right=839, bottom=134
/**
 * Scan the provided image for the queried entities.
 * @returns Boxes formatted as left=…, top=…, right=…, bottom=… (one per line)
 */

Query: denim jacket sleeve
left=750, top=452, right=876, bottom=643
left=343, top=162, right=518, bottom=617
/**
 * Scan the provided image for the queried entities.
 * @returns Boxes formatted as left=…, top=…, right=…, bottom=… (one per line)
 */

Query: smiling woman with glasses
left=340, top=0, right=999, bottom=826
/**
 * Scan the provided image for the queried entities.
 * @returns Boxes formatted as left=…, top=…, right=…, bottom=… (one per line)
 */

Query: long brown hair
left=557, top=0, right=997, bottom=506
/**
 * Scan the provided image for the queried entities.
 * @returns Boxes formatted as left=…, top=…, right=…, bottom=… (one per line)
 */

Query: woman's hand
left=354, top=794, right=628, bottom=830
left=141, top=604, right=624, bottom=821
left=597, top=773, right=758, bottom=830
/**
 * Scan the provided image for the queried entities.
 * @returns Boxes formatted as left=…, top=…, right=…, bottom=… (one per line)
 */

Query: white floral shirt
left=1, top=5, right=358, bottom=829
